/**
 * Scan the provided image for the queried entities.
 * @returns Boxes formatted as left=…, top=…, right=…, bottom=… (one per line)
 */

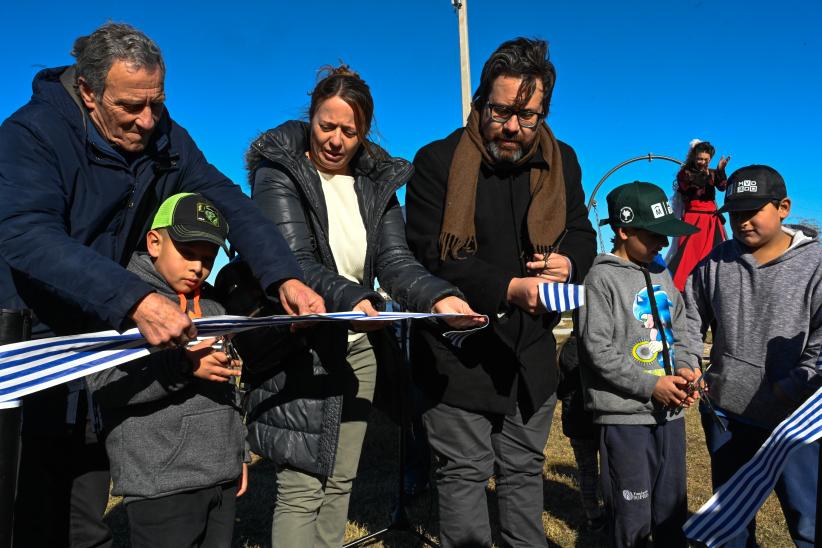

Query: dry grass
left=105, top=332, right=793, bottom=547
left=105, top=406, right=794, bottom=547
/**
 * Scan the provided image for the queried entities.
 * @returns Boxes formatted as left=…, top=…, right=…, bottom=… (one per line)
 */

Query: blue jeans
left=701, top=412, right=818, bottom=547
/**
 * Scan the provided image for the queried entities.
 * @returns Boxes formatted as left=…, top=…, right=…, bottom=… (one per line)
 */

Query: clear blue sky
left=2, top=1, right=820, bottom=265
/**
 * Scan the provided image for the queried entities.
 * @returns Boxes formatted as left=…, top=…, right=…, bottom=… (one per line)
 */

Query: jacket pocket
left=155, top=407, right=244, bottom=494
left=707, top=352, right=793, bottom=425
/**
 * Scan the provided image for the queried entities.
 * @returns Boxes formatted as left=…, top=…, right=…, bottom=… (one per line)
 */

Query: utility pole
left=452, top=0, right=471, bottom=125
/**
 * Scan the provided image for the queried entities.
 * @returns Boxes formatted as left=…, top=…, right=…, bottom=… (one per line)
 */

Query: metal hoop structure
left=587, top=153, right=683, bottom=251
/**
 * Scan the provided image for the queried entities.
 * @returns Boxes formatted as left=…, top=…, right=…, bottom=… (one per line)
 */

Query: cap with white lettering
left=600, top=181, right=699, bottom=237
left=718, top=165, right=787, bottom=213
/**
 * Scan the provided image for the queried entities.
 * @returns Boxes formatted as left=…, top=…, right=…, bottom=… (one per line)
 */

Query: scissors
left=679, top=361, right=727, bottom=432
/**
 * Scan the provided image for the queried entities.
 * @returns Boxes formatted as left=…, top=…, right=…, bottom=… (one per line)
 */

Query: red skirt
left=667, top=199, right=727, bottom=292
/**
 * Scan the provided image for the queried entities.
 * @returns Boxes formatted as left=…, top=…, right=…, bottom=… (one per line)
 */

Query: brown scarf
left=439, top=106, right=567, bottom=260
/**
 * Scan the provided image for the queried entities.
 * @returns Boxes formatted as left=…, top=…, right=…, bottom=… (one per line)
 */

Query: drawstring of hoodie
left=178, top=288, right=202, bottom=319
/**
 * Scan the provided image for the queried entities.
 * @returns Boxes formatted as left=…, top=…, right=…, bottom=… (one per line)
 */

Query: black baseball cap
left=150, top=193, right=229, bottom=252
left=600, top=181, right=699, bottom=237
left=718, top=165, right=787, bottom=213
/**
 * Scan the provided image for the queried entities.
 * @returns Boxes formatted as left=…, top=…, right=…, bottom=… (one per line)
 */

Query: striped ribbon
left=0, top=311, right=466, bottom=404
left=683, top=386, right=822, bottom=546
left=539, top=282, right=586, bottom=313
left=441, top=283, right=585, bottom=349
left=443, top=322, right=489, bottom=349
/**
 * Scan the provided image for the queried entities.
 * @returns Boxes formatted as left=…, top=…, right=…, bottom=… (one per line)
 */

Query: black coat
left=405, top=128, right=596, bottom=419
left=243, top=121, right=461, bottom=476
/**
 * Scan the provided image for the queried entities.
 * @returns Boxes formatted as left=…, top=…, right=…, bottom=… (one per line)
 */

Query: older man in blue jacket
left=0, top=23, right=324, bottom=547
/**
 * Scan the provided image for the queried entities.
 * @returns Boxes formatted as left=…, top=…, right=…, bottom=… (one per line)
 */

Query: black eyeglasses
left=486, top=102, right=543, bottom=128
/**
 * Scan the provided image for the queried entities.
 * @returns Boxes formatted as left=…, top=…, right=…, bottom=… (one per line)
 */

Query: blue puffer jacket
left=0, top=66, right=303, bottom=433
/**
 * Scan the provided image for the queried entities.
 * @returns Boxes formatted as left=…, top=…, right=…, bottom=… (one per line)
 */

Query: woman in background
left=666, top=139, right=730, bottom=291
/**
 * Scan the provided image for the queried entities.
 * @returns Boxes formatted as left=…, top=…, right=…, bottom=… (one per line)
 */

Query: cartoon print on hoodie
left=631, top=284, right=675, bottom=373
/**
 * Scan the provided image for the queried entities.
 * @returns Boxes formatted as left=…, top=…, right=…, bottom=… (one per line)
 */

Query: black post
left=0, top=309, right=31, bottom=548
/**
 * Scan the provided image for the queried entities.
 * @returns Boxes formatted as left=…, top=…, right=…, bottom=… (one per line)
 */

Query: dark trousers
left=13, top=422, right=111, bottom=548
left=423, top=396, right=555, bottom=548
left=599, top=420, right=687, bottom=548
left=126, top=483, right=238, bottom=548
left=702, top=412, right=818, bottom=548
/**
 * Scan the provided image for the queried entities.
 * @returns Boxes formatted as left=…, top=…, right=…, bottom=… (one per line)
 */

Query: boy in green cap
left=577, top=181, right=702, bottom=547
left=87, top=193, right=247, bottom=548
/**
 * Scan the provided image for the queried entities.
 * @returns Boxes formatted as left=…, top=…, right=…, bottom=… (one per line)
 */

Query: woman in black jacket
left=245, top=65, right=483, bottom=547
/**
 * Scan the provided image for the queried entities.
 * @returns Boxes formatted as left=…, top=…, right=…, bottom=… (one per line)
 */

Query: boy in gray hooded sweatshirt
left=579, top=181, right=702, bottom=548
left=685, top=165, right=822, bottom=547
left=88, top=193, right=247, bottom=548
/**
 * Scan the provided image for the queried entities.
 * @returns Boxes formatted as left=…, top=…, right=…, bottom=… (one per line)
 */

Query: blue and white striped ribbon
left=443, top=322, right=489, bottom=349
left=0, top=311, right=466, bottom=403
left=539, top=282, right=586, bottom=313
left=440, top=283, right=586, bottom=349
left=683, top=386, right=822, bottom=546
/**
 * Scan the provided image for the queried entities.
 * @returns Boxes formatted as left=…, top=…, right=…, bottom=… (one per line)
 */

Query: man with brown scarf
left=406, top=37, right=596, bottom=547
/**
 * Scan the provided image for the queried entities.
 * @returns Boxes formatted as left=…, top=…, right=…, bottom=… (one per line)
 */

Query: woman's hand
left=717, top=155, right=731, bottom=171
left=432, top=296, right=487, bottom=329
left=351, top=299, right=386, bottom=332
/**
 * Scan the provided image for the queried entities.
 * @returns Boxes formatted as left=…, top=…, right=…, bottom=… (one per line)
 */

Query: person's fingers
left=237, top=464, right=248, bottom=497
left=443, top=316, right=486, bottom=329
left=308, top=292, right=326, bottom=314
left=206, top=366, right=239, bottom=378
left=189, top=337, right=217, bottom=351
left=278, top=284, right=297, bottom=315
left=360, top=301, right=379, bottom=317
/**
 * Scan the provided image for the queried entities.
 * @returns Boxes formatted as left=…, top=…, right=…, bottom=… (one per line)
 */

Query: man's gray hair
left=71, top=22, right=164, bottom=96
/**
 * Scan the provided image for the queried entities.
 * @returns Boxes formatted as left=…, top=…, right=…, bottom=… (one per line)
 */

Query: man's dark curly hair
left=472, top=37, right=556, bottom=115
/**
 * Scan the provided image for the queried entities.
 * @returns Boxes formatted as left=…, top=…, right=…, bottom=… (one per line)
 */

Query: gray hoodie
left=579, top=254, right=700, bottom=425
left=685, top=228, right=822, bottom=429
left=87, top=252, right=245, bottom=502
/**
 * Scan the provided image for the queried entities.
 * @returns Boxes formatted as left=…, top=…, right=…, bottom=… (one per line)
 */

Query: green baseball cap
left=599, top=181, right=699, bottom=237
left=150, top=193, right=229, bottom=252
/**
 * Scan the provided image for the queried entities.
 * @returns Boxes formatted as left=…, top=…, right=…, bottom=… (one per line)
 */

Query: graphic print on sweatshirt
left=631, top=284, right=674, bottom=374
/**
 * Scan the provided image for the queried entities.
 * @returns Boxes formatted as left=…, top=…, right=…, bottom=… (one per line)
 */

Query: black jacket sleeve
left=373, top=195, right=462, bottom=312
left=175, top=132, right=303, bottom=294
left=556, top=142, right=597, bottom=282
left=405, top=140, right=515, bottom=316
left=252, top=164, right=379, bottom=312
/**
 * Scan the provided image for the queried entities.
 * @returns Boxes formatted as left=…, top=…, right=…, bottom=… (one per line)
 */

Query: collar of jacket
left=247, top=120, right=413, bottom=245
left=34, top=65, right=177, bottom=171
left=247, top=120, right=412, bottom=193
